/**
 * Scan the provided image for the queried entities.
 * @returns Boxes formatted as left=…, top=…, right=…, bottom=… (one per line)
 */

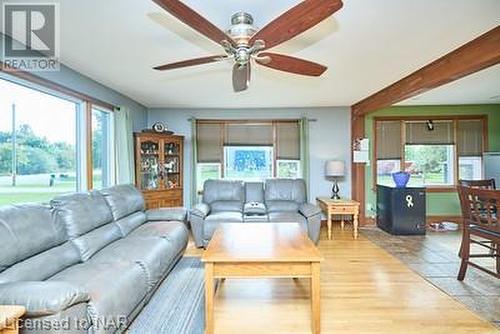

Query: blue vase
left=392, top=171, right=410, bottom=188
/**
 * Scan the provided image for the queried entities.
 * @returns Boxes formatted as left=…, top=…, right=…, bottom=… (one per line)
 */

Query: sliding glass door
left=0, top=78, right=79, bottom=204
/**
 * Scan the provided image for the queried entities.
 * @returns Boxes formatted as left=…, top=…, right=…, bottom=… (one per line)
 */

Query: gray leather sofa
left=0, top=185, right=188, bottom=334
left=190, top=179, right=321, bottom=248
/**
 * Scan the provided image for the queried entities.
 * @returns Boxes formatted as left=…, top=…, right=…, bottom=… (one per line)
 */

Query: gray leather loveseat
left=0, top=185, right=188, bottom=334
left=190, top=179, right=321, bottom=248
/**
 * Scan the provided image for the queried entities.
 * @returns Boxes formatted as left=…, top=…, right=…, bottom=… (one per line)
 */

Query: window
left=196, top=120, right=302, bottom=186
left=376, top=160, right=401, bottom=186
left=277, top=160, right=301, bottom=178
left=404, top=145, right=455, bottom=186
left=404, top=120, right=455, bottom=186
left=459, top=156, right=482, bottom=180
left=0, top=74, right=116, bottom=205
left=376, top=120, right=402, bottom=186
left=457, top=120, right=483, bottom=180
left=0, top=77, right=79, bottom=205
left=196, top=163, right=221, bottom=191
left=91, top=107, right=113, bottom=189
left=374, top=117, right=486, bottom=189
left=224, top=146, right=273, bottom=181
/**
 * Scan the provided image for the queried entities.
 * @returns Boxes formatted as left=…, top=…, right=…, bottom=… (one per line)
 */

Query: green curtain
left=190, top=118, right=198, bottom=207
left=114, top=107, right=135, bottom=185
left=299, top=117, right=310, bottom=199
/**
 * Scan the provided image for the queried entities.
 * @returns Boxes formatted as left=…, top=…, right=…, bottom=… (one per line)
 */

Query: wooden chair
left=458, top=179, right=496, bottom=258
left=457, top=186, right=499, bottom=280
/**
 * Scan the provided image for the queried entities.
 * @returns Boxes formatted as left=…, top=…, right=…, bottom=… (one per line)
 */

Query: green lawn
left=0, top=172, right=101, bottom=205
left=0, top=181, right=76, bottom=205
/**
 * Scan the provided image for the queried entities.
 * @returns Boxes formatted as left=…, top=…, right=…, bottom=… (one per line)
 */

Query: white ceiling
left=8, top=0, right=500, bottom=108
left=398, top=64, right=500, bottom=106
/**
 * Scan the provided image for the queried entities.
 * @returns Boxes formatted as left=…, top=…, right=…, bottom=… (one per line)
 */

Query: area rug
left=128, top=257, right=204, bottom=334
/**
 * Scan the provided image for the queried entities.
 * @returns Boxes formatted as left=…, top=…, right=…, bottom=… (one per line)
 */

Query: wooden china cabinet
left=134, top=132, right=184, bottom=209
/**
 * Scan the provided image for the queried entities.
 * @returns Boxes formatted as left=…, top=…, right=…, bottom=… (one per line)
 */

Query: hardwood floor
left=184, top=225, right=498, bottom=333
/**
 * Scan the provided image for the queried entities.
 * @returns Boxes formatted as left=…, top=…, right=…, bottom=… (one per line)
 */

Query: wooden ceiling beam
left=352, top=26, right=500, bottom=116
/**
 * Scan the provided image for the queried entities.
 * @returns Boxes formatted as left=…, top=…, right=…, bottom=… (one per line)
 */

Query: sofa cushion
left=264, top=179, right=307, bottom=204
left=0, top=204, right=66, bottom=272
left=245, top=182, right=264, bottom=202
left=205, top=212, right=243, bottom=223
left=71, top=223, right=123, bottom=261
left=244, top=214, right=269, bottom=222
left=90, top=237, right=176, bottom=288
left=100, top=185, right=145, bottom=221
left=129, top=222, right=189, bottom=253
left=49, top=261, right=148, bottom=333
left=51, top=191, right=113, bottom=237
left=203, top=180, right=244, bottom=204
left=0, top=281, right=89, bottom=317
left=210, top=200, right=243, bottom=213
left=0, top=242, right=81, bottom=284
left=268, top=212, right=307, bottom=225
left=114, top=212, right=146, bottom=237
left=266, top=200, right=300, bottom=213
left=146, top=207, right=187, bottom=222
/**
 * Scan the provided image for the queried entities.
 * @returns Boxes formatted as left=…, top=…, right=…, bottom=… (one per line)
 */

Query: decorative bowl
left=392, top=171, right=410, bottom=188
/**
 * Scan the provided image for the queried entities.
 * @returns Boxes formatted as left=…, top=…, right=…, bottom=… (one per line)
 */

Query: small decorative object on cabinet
left=134, top=132, right=184, bottom=209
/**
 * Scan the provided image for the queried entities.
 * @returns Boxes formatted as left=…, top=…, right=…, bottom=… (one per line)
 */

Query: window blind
left=197, top=122, right=222, bottom=162
left=224, top=123, right=274, bottom=146
left=457, top=120, right=483, bottom=156
left=376, top=121, right=401, bottom=159
left=276, top=121, right=300, bottom=160
left=405, top=121, right=454, bottom=145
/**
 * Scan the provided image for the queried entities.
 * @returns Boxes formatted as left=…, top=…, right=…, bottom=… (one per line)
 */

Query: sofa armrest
left=146, top=207, right=187, bottom=222
left=299, top=203, right=321, bottom=218
left=0, top=282, right=89, bottom=317
left=190, top=203, right=210, bottom=219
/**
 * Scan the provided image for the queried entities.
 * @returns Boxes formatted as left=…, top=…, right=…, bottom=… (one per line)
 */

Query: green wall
left=364, top=104, right=500, bottom=218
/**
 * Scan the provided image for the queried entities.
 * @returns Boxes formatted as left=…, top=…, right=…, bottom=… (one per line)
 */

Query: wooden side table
left=0, top=306, right=25, bottom=334
left=316, top=197, right=360, bottom=240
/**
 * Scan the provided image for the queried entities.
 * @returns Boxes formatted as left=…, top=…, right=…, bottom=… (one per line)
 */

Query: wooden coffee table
left=201, top=223, right=323, bottom=334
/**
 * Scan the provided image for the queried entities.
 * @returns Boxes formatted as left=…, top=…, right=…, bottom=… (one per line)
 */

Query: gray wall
left=148, top=107, right=351, bottom=208
left=0, top=34, right=147, bottom=130
left=32, top=66, right=147, bottom=131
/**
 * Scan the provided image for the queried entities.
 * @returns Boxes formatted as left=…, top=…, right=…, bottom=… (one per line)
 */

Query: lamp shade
left=325, top=160, right=345, bottom=177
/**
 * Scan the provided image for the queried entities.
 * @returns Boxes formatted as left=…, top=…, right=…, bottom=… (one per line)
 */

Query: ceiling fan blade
left=154, top=55, right=227, bottom=71
left=249, top=0, right=343, bottom=50
left=233, top=63, right=251, bottom=92
left=152, top=0, right=236, bottom=47
left=256, top=53, right=327, bottom=76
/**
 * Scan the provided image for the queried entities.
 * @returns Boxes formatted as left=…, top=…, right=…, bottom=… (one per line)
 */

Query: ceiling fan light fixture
left=226, top=12, right=258, bottom=46
left=152, top=0, right=343, bottom=92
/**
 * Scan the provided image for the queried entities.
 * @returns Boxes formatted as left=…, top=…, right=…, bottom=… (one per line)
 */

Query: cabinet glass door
left=139, top=139, right=161, bottom=190
left=163, top=140, right=181, bottom=189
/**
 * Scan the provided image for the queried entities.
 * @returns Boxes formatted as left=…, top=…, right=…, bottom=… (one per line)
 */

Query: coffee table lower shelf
left=203, top=261, right=321, bottom=334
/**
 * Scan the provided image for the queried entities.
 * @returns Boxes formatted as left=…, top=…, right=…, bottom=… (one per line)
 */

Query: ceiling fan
left=152, top=0, right=343, bottom=92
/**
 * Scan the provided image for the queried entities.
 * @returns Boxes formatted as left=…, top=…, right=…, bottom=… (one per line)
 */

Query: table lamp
left=325, top=160, right=345, bottom=200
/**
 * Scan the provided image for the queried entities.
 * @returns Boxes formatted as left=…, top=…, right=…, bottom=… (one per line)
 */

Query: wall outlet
left=367, top=203, right=374, bottom=213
